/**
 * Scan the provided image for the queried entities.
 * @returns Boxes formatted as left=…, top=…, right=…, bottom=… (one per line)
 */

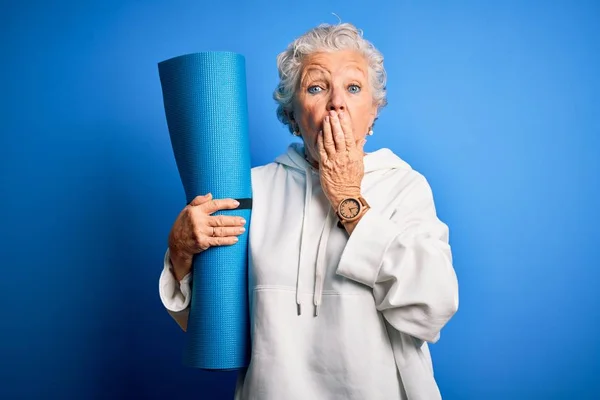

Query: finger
left=338, top=111, right=355, bottom=150
left=191, top=226, right=242, bottom=252
left=200, top=198, right=240, bottom=214
left=207, top=236, right=240, bottom=247
left=189, top=193, right=212, bottom=206
left=322, top=115, right=336, bottom=158
left=317, top=130, right=328, bottom=163
left=208, top=215, right=247, bottom=227
left=211, top=226, right=246, bottom=237
left=329, top=111, right=346, bottom=153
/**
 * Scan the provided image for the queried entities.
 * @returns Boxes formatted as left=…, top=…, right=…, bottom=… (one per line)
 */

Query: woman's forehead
left=301, top=51, right=368, bottom=76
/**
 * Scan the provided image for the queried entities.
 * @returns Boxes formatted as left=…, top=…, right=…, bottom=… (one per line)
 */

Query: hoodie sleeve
left=158, top=248, right=192, bottom=331
left=336, top=173, right=458, bottom=343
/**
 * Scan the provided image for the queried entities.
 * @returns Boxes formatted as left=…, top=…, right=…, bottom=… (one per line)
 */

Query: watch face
left=339, top=198, right=361, bottom=219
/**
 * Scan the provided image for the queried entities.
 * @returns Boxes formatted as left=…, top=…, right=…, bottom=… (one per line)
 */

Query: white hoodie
left=159, top=143, right=459, bottom=399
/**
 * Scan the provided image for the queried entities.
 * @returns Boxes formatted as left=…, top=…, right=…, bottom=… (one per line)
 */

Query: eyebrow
left=300, top=65, right=366, bottom=85
left=299, top=68, right=326, bottom=88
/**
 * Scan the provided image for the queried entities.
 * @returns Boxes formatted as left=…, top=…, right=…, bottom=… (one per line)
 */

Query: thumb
left=190, top=193, right=212, bottom=206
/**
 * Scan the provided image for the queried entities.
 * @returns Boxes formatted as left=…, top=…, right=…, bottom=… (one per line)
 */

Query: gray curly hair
left=273, top=22, right=388, bottom=134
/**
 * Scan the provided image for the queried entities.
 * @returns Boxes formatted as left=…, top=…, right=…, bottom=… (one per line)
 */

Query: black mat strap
left=235, top=198, right=253, bottom=210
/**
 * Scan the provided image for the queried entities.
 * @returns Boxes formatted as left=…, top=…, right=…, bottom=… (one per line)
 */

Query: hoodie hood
left=273, top=142, right=412, bottom=317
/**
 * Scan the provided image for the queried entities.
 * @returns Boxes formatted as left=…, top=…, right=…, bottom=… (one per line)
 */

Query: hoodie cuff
left=159, top=248, right=192, bottom=313
left=336, top=209, right=399, bottom=287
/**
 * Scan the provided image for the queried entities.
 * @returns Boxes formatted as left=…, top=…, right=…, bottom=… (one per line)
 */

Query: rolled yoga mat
left=158, top=52, right=252, bottom=370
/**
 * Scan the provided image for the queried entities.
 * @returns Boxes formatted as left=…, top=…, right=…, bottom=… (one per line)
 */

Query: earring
left=367, top=127, right=374, bottom=136
left=292, top=123, right=301, bottom=136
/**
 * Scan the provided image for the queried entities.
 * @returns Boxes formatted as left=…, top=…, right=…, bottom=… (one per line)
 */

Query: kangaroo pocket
left=240, top=287, right=403, bottom=399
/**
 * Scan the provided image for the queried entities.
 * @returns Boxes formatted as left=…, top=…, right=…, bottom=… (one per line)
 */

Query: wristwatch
left=336, top=196, right=370, bottom=224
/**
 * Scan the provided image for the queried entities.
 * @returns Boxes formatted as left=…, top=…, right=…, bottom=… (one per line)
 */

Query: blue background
left=1, top=0, right=598, bottom=399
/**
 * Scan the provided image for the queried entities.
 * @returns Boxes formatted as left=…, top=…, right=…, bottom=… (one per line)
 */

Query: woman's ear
left=286, top=111, right=299, bottom=133
left=370, top=101, right=378, bottom=119
left=285, top=110, right=295, bottom=124
left=370, top=116, right=378, bottom=128
left=285, top=111, right=301, bottom=135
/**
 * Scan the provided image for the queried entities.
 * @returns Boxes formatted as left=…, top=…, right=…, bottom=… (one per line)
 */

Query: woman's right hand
left=168, top=193, right=246, bottom=281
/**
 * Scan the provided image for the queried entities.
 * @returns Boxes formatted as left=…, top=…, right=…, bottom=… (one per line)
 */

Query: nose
left=327, top=86, right=346, bottom=112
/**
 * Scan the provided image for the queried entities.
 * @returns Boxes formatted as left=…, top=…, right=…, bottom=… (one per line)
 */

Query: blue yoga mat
left=158, top=52, right=252, bottom=370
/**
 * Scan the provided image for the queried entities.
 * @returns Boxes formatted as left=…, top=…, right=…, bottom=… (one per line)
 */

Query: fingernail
left=240, top=218, right=246, bottom=224
left=338, top=111, right=345, bottom=119
left=324, top=116, right=329, bottom=123
left=233, top=237, right=239, bottom=242
left=233, top=200, right=240, bottom=206
left=239, top=227, right=246, bottom=233
left=329, top=110, right=336, bottom=117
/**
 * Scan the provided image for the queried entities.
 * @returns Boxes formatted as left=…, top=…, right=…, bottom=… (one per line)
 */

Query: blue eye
left=307, top=86, right=323, bottom=94
left=348, top=84, right=361, bottom=94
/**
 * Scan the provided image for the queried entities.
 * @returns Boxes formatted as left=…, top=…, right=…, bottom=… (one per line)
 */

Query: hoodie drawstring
left=295, top=165, right=312, bottom=316
left=313, top=207, right=334, bottom=316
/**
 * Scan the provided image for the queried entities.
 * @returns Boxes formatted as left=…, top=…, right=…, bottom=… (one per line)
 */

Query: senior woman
left=159, top=22, right=459, bottom=399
